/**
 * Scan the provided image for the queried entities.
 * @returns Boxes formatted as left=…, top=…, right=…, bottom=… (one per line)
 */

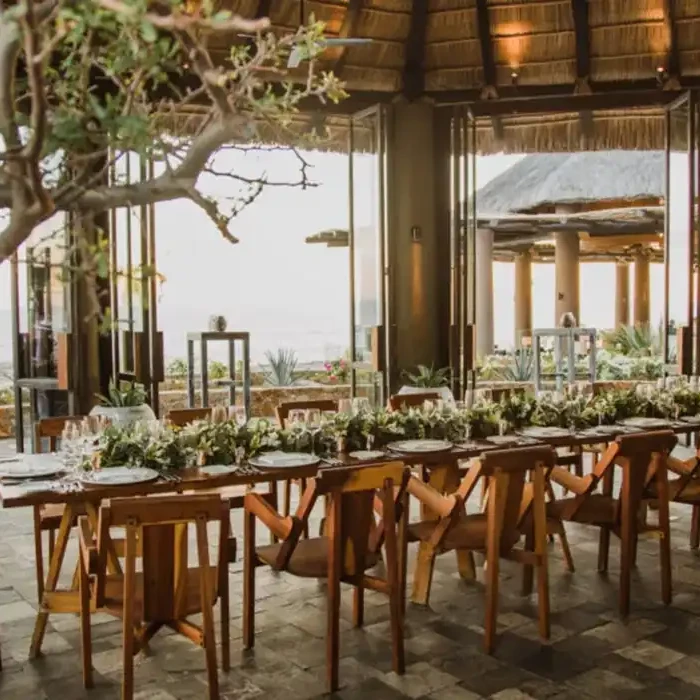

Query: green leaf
left=139, top=20, right=157, bottom=43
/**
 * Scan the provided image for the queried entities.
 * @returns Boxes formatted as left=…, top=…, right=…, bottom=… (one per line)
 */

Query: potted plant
left=397, top=365, right=455, bottom=404
left=91, top=381, right=156, bottom=426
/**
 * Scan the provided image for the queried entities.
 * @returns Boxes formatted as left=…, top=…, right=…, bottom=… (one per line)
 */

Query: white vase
left=89, top=404, right=156, bottom=426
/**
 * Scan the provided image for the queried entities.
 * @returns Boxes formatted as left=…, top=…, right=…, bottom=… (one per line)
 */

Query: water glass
left=306, top=409, right=322, bottom=455
left=352, top=397, right=371, bottom=415
left=229, top=406, right=247, bottom=428
left=498, top=419, right=508, bottom=437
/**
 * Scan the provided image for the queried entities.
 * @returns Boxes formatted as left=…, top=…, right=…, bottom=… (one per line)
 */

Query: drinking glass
left=306, top=408, right=322, bottom=455
left=288, top=409, right=306, bottom=451
left=464, top=422, right=472, bottom=443
left=352, top=397, right=371, bottom=415
left=498, top=419, right=508, bottom=437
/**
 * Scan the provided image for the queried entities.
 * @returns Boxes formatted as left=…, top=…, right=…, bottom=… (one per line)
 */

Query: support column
left=554, top=231, right=580, bottom=326
left=476, top=228, right=494, bottom=357
left=514, top=250, right=532, bottom=345
left=615, top=261, right=630, bottom=328
left=633, top=252, right=650, bottom=326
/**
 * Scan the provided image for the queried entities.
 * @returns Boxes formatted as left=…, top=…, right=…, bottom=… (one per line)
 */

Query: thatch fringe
left=364, top=0, right=413, bottom=12
left=344, top=40, right=405, bottom=70
left=426, top=9, right=477, bottom=42
left=678, top=20, right=700, bottom=50
left=493, top=31, right=574, bottom=65
left=496, top=59, right=575, bottom=85
left=430, top=0, right=476, bottom=11
left=341, top=65, right=401, bottom=91
left=592, top=24, right=669, bottom=58
left=425, top=67, right=483, bottom=91
left=489, top=1, right=573, bottom=33
left=358, top=8, right=412, bottom=40
left=592, top=54, right=664, bottom=81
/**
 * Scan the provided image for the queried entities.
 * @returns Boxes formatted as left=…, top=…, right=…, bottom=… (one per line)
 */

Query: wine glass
left=306, top=408, right=322, bottom=456
left=288, top=409, right=306, bottom=451
left=498, top=418, right=508, bottom=437
left=229, top=406, right=247, bottom=428
left=352, top=397, right=371, bottom=415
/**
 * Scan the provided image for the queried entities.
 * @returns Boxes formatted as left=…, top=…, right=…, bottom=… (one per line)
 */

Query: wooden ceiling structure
left=220, top=0, right=700, bottom=152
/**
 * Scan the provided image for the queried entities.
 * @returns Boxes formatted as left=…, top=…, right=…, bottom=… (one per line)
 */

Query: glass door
left=348, top=105, right=389, bottom=406
left=664, top=93, right=696, bottom=375
left=448, top=107, right=477, bottom=400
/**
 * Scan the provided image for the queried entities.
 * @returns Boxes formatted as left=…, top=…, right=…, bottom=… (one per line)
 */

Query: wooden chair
left=77, top=494, right=230, bottom=700
left=407, top=445, right=554, bottom=653
left=166, top=407, right=212, bottom=427
left=388, top=392, right=440, bottom=411
left=275, top=399, right=339, bottom=527
left=33, top=417, right=87, bottom=604
left=243, top=462, right=408, bottom=693
left=546, top=430, right=676, bottom=617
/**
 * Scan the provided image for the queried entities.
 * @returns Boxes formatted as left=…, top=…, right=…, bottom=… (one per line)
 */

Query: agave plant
left=264, top=348, right=298, bottom=386
left=96, top=380, right=147, bottom=407
left=602, top=322, right=663, bottom=357
left=403, top=364, right=451, bottom=388
left=499, top=349, right=534, bottom=382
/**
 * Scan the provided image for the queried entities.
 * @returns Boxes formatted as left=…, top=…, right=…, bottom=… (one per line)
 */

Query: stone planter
left=89, top=404, right=156, bottom=426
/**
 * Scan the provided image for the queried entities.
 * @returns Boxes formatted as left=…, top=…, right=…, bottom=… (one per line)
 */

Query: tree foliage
left=0, top=0, right=346, bottom=264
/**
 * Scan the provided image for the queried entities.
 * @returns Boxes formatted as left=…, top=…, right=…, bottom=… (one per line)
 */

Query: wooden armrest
left=549, top=466, right=590, bottom=496
left=407, top=476, right=456, bottom=518
left=668, top=456, right=696, bottom=478
left=245, top=492, right=293, bottom=539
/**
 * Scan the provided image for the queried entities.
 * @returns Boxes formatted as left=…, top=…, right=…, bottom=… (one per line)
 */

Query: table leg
left=30, top=504, right=75, bottom=658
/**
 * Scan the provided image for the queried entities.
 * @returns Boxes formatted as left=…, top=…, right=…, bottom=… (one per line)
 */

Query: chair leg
left=300, top=479, right=309, bottom=539
left=352, top=586, right=364, bottom=628
left=282, top=480, right=292, bottom=517
left=32, top=507, right=45, bottom=604
left=243, top=508, right=256, bottom=650
left=219, top=526, right=231, bottom=672
left=484, top=547, right=501, bottom=654
left=655, top=464, right=673, bottom=606
left=597, top=526, right=611, bottom=573
left=122, top=524, right=137, bottom=700
left=549, top=519, right=575, bottom=573
left=521, top=525, right=534, bottom=597
left=532, top=467, right=551, bottom=644
left=78, top=551, right=93, bottom=689
left=267, top=481, right=278, bottom=544
left=691, top=505, right=700, bottom=550
left=195, top=517, right=219, bottom=700
left=382, top=490, right=405, bottom=677
left=411, top=542, right=438, bottom=606
left=326, top=497, right=342, bottom=694
left=48, top=528, right=55, bottom=562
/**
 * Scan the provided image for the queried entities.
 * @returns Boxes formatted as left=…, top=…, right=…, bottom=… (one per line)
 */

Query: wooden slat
left=402, top=0, right=429, bottom=99
left=475, top=0, right=496, bottom=91
left=663, top=0, right=680, bottom=80
left=570, top=0, right=591, bottom=82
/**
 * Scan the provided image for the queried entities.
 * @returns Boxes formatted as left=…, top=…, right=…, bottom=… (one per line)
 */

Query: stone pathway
left=2, top=439, right=700, bottom=698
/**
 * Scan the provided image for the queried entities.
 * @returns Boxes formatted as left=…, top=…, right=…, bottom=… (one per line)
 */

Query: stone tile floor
left=3, top=440, right=700, bottom=698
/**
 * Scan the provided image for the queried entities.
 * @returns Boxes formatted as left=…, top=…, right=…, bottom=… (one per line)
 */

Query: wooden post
left=476, top=228, right=494, bottom=357
left=554, top=230, right=580, bottom=326
left=633, top=252, right=650, bottom=326
left=615, top=261, right=630, bottom=328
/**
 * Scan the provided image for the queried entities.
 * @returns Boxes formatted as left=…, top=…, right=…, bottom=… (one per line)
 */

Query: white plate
left=248, top=452, right=320, bottom=469
left=520, top=427, right=571, bottom=439
left=349, top=450, right=385, bottom=460
left=485, top=435, right=520, bottom=446
left=199, top=464, right=237, bottom=476
left=387, top=439, right=453, bottom=454
left=79, top=466, right=160, bottom=486
left=619, top=417, right=670, bottom=429
left=0, top=454, right=65, bottom=480
left=681, top=415, right=700, bottom=424
left=4, top=480, right=57, bottom=494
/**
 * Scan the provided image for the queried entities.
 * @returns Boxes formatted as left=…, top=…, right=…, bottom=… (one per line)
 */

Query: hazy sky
left=0, top=148, right=668, bottom=365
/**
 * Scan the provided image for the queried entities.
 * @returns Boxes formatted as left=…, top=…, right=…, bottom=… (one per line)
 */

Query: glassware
left=229, top=406, right=248, bottom=428
left=352, top=397, right=371, bottom=415
left=288, top=409, right=307, bottom=450
left=498, top=419, right=508, bottom=437
left=464, top=422, right=472, bottom=443
left=306, top=409, right=322, bottom=455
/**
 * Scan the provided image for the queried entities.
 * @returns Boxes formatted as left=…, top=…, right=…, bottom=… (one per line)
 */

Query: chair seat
left=547, top=494, right=617, bottom=524
left=408, top=514, right=520, bottom=552
left=256, top=537, right=381, bottom=578
left=655, top=478, right=700, bottom=502
left=103, top=567, right=219, bottom=619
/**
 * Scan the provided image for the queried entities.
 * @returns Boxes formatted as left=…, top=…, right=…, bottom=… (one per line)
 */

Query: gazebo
left=474, top=151, right=664, bottom=355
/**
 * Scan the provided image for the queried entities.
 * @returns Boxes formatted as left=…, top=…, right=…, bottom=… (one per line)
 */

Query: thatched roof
left=477, top=151, right=664, bottom=212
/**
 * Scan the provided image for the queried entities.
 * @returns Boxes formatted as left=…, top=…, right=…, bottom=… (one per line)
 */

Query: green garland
left=93, top=385, right=700, bottom=470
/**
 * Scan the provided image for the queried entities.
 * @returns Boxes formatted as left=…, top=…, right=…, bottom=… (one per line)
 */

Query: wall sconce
left=411, top=226, right=422, bottom=242
left=656, top=65, right=668, bottom=86
left=511, top=70, right=519, bottom=86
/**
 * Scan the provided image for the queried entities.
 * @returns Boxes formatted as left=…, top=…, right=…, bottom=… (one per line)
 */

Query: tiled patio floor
left=3, top=440, right=700, bottom=698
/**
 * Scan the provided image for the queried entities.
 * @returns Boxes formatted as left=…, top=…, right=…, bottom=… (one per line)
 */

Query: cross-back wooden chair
left=243, top=462, right=408, bottom=693
left=166, top=407, right=212, bottom=427
left=547, top=430, right=677, bottom=617
left=33, top=416, right=87, bottom=603
left=78, top=494, right=230, bottom=700
left=407, top=445, right=555, bottom=653
left=388, top=392, right=440, bottom=411
left=275, top=399, right=339, bottom=528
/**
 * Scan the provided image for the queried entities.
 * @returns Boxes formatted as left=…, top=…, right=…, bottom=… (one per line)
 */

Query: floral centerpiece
left=324, top=358, right=349, bottom=383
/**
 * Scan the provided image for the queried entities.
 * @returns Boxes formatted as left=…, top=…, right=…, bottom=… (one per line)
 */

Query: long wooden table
left=1, top=420, right=697, bottom=659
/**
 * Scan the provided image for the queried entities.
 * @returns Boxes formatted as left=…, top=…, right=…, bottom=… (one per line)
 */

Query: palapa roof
left=476, top=151, right=664, bottom=212
left=218, top=0, right=700, bottom=152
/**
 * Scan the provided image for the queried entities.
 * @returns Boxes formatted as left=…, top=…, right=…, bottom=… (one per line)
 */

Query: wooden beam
left=333, top=0, right=364, bottom=77
left=663, top=0, right=680, bottom=80
left=402, top=0, right=429, bottom=99
left=254, top=0, right=272, bottom=19
left=475, top=0, right=497, bottom=92
left=570, top=0, right=591, bottom=84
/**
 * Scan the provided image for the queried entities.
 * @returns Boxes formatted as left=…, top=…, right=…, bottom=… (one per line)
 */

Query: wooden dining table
left=1, top=419, right=697, bottom=659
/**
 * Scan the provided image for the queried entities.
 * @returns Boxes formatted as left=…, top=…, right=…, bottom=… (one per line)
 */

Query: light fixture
left=511, top=70, right=519, bottom=86
left=656, top=65, right=668, bottom=85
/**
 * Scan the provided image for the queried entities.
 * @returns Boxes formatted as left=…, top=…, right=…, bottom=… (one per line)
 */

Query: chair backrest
left=167, top=407, right=213, bottom=427
left=615, top=430, right=676, bottom=488
left=316, top=462, right=409, bottom=578
left=409, top=445, right=555, bottom=552
left=388, top=392, right=440, bottom=411
left=94, top=494, right=229, bottom=616
left=35, top=416, right=86, bottom=453
left=276, top=399, right=338, bottom=427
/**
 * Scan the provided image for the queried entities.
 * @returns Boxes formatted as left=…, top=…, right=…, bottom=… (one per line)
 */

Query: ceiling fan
left=286, top=0, right=374, bottom=68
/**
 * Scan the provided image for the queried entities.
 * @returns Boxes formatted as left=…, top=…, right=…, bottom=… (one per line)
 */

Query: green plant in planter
left=208, top=361, right=228, bottom=381
left=96, top=381, right=146, bottom=407
left=403, top=364, right=451, bottom=388
left=499, top=349, right=534, bottom=382
left=264, top=348, right=298, bottom=386
left=166, top=358, right=188, bottom=379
